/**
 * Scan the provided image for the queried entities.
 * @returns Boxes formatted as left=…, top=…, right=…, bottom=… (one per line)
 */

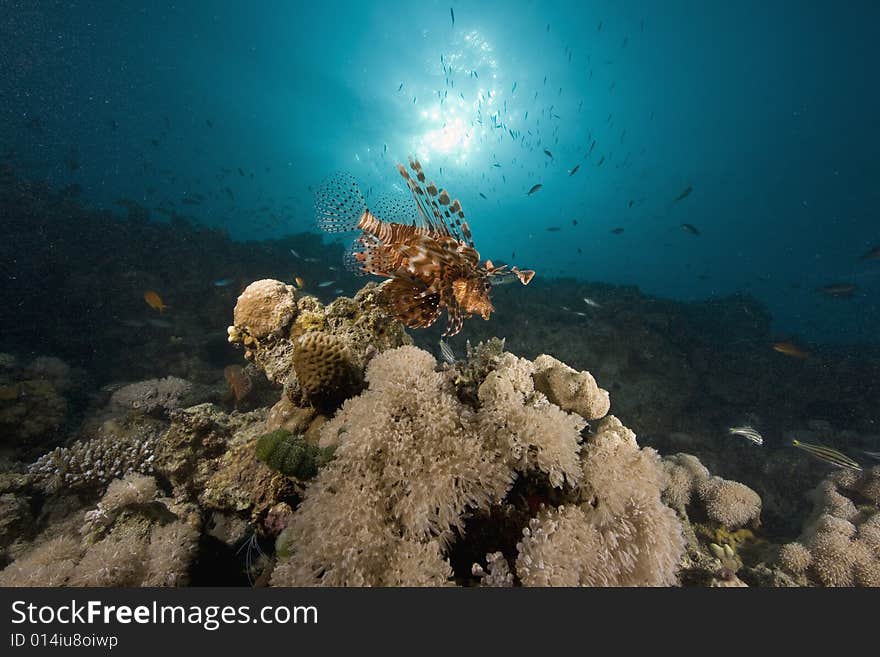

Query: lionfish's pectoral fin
left=442, top=301, right=465, bottom=337
left=382, top=277, right=442, bottom=329
left=314, top=172, right=367, bottom=233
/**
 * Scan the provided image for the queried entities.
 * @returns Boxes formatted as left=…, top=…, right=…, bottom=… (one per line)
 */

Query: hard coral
left=228, top=281, right=410, bottom=388
left=292, top=331, right=361, bottom=412
left=29, top=416, right=165, bottom=493
left=232, top=279, right=298, bottom=341
left=108, top=376, right=204, bottom=417
left=532, top=354, right=610, bottom=420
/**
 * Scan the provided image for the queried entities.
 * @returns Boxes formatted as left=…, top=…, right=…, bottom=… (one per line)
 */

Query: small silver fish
left=148, top=319, right=172, bottom=329
left=583, top=297, right=602, bottom=308
left=438, top=339, right=456, bottom=365
left=333, top=288, right=344, bottom=294
left=317, top=280, right=335, bottom=288
left=212, top=278, right=234, bottom=287
left=727, top=426, right=764, bottom=446
left=304, top=257, right=320, bottom=263
left=289, top=249, right=301, bottom=258
left=863, top=450, right=880, bottom=460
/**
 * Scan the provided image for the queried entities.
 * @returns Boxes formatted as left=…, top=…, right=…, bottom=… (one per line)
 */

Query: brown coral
left=532, top=354, right=610, bottom=420
left=292, top=331, right=361, bottom=412
left=232, top=279, right=298, bottom=340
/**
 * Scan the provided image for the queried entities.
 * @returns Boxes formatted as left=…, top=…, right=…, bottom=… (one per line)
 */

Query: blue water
left=2, top=0, right=878, bottom=342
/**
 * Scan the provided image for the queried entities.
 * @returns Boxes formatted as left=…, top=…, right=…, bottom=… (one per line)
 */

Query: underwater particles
left=315, top=158, right=534, bottom=336
left=727, top=426, right=764, bottom=446
left=791, top=439, right=862, bottom=472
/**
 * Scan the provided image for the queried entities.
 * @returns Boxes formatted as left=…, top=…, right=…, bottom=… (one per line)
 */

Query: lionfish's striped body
left=316, top=158, right=534, bottom=336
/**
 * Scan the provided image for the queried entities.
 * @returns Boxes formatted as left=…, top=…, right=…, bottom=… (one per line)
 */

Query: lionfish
left=315, top=158, right=534, bottom=336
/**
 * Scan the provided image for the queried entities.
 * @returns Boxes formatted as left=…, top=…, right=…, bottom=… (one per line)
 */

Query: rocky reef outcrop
left=3, top=277, right=872, bottom=588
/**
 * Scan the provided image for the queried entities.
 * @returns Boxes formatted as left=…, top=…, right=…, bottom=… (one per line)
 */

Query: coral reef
left=254, top=429, right=335, bottom=479
left=269, top=344, right=685, bottom=587
left=2, top=249, right=860, bottom=588
left=232, top=279, right=299, bottom=341
left=292, top=331, right=361, bottom=411
left=227, top=280, right=410, bottom=391
left=515, top=415, right=685, bottom=587
left=532, top=354, right=610, bottom=420
left=661, top=453, right=761, bottom=529
left=29, top=415, right=166, bottom=493
left=108, top=376, right=214, bottom=417
left=775, top=466, right=880, bottom=586
left=0, top=354, right=71, bottom=455
left=0, top=473, right=200, bottom=587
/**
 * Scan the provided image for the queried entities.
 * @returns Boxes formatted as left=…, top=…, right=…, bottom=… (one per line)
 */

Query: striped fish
left=792, top=439, right=862, bottom=471
left=438, top=339, right=456, bottom=365
left=727, top=426, right=764, bottom=446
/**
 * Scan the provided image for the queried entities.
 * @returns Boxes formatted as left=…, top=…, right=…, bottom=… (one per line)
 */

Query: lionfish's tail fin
left=314, top=172, right=367, bottom=234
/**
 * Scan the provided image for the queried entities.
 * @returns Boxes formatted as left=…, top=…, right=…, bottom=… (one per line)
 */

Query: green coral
left=254, top=429, right=335, bottom=479
left=292, top=310, right=327, bottom=338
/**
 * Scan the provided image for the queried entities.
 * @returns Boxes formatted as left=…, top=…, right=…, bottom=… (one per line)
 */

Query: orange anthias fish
left=772, top=341, right=809, bottom=359
left=315, top=158, right=535, bottom=336
left=143, top=290, right=169, bottom=313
